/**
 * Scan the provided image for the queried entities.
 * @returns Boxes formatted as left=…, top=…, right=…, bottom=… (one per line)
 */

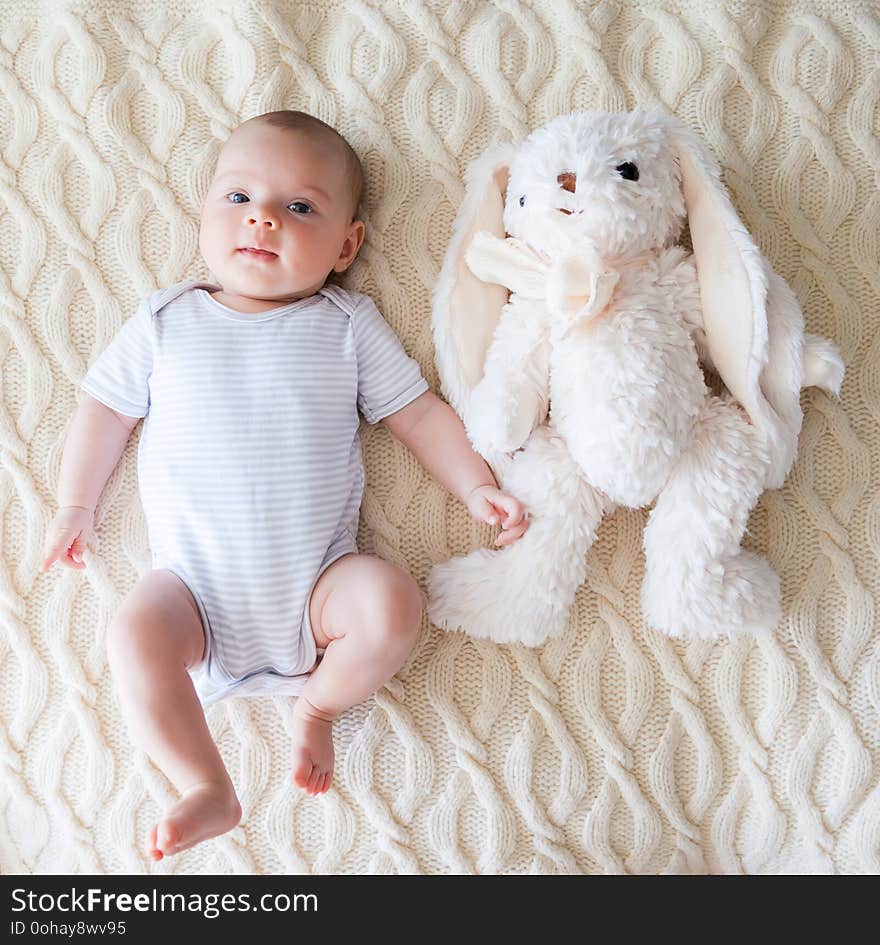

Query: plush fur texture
left=428, top=109, right=844, bottom=645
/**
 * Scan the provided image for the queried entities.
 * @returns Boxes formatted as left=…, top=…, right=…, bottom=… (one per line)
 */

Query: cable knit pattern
left=3, top=0, right=878, bottom=874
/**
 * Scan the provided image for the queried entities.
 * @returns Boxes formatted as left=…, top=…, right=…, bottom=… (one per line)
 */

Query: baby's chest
left=149, top=318, right=358, bottom=422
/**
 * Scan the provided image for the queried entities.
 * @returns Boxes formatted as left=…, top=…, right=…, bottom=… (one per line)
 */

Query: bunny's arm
left=658, top=245, right=715, bottom=370
left=466, top=295, right=551, bottom=457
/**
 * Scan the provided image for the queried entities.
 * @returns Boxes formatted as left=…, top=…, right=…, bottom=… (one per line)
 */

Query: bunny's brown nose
left=557, top=172, right=576, bottom=193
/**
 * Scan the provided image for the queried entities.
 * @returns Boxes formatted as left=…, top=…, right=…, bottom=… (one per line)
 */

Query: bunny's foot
left=427, top=540, right=580, bottom=647
left=642, top=547, right=781, bottom=640
left=641, top=395, right=780, bottom=641
left=427, top=424, right=609, bottom=647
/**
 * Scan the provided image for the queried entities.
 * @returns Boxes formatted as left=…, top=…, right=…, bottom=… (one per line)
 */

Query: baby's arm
left=40, top=395, right=140, bottom=571
left=382, top=390, right=529, bottom=546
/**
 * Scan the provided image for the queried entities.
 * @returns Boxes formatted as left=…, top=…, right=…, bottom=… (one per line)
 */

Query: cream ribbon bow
left=465, top=231, right=637, bottom=335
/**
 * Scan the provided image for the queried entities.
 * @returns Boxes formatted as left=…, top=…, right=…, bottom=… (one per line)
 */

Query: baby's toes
left=156, top=819, right=181, bottom=856
left=146, top=824, right=163, bottom=862
left=291, top=754, right=314, bottom=790
left=306, top=767, right=324, bottom=794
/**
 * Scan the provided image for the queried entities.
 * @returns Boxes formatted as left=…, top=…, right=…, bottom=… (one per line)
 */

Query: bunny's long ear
left=665, top=115, right=803, bottom=486
left=432, top=141, right=516, bottom=424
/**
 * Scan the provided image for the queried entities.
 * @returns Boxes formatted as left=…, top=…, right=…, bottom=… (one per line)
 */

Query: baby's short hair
left=234, top=110, right=364, bottom=222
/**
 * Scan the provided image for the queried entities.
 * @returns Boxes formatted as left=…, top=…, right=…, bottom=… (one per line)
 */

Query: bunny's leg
left=641, top=395, right=780, bottom=640
left=427, top=424, right=612, bottom=646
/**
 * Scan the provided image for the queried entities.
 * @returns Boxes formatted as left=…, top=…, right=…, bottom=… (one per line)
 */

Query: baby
left=39, top=111, right=529, bottom=862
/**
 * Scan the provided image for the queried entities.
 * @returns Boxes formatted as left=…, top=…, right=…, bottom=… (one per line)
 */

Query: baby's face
left=199, top=123, right=363, bottom=308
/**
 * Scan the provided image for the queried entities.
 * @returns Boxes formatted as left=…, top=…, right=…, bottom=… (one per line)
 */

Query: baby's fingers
left=69, top=533, right=89, bottom=566
left=41, top=550, right=83, bottom=572
left=58, top=548, right=86, bottom=570
left=494, top=519, right=529, bottom=546
left=40, top=538, right=62, bottom=572
left=474, top=496, right=501, bottom=526
left=40, top=530, right=84, bottom=572
left=494, top=494, right=525, bottom=528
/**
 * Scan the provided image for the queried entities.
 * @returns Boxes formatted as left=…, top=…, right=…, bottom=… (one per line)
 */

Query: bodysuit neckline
left=194, top=285, right=324, bottom=323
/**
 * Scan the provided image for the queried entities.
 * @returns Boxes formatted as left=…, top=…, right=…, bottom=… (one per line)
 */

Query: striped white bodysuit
left=80, top=279, right=429, bottom=705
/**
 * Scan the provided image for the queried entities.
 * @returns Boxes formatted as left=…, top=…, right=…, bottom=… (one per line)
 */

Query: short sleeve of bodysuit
left=350, top=294, right=429, bottom=423
left=80, top=299, right=154, bottom=419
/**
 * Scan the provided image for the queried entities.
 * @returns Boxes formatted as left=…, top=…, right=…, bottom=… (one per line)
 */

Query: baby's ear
left=333, top=219, right=366, bottom=272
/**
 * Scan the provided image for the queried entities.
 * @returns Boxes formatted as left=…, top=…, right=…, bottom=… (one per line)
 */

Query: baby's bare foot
left=146, top=782, right=241, bottom=861
left=291, top=697, right=335, bottom=795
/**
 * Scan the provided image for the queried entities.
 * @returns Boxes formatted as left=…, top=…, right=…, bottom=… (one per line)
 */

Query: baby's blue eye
left=228, top=192, right=248, bottom=203
left=288, top=202, right=312, bottom=214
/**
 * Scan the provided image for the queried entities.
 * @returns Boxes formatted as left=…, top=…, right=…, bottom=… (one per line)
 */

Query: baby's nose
left=246, top=211, right=277, bottom=228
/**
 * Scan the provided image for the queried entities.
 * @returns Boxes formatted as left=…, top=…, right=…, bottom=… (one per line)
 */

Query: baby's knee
left=107, top=605, right=198, bottom=675
left=361, top=570, right=423, bottom=652
left=394, top=573, right=424, bottom=642
left=106, top=613, right=148, bottom=674
left=106, top=610, right=162, bottom=671
left=107, top=573, right=205, bottom=672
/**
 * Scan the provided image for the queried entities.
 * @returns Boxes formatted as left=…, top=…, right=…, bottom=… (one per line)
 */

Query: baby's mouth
left=238, top=247, right=278, bottom=259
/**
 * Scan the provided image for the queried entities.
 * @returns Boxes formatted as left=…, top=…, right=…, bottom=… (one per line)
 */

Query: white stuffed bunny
left=427, top=108, right=844, bottom=645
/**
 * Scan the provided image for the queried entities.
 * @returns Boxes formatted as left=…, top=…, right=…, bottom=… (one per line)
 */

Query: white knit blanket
left=3, top=0, right=878, bottom=874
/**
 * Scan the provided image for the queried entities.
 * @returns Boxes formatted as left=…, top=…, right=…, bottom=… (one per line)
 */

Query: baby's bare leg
left=106, top=570, right=241, bottom=860
left=292, top=554, right=423, bottom=794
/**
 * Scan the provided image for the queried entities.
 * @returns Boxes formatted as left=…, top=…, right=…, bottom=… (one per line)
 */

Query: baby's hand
left=465, top=484, right=529, bottom=546
left=40, top=506, right=95, bottom=572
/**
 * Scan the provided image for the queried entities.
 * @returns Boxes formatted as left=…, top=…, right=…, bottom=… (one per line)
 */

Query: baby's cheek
left=198, top=222, right=221, bottom=265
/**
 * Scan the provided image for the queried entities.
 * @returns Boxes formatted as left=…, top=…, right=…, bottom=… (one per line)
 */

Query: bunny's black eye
left=616, top=161, right=639, bottom=181
left=519, top=195, right=526, bottom=207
